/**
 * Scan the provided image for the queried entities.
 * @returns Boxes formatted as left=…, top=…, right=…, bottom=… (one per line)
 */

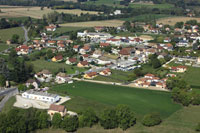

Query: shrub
left=142, top=112, right=162, bottom=127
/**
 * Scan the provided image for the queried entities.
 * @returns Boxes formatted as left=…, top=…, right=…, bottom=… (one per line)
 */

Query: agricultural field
left=60, top=19, right=124, bottom=27
left=51, top=81, right=182, bottom=118
left=157, top=17, right=200, bottom=25
left=0, top=6, right=100, bottom=19
left=29, top=59, right=87, bottom=74
left=0, top=27, right=24, bottom=42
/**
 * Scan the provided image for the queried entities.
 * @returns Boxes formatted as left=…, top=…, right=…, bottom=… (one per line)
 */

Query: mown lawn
left=51, top=81, right=182, bottom=119
left=29, top=59, right=88, bottom=74
left=0, top=27, right=24, bottom=42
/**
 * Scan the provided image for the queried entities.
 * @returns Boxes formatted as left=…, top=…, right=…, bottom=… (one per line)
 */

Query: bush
left=62, top=115, right=79, bottom=132
left=142, top=112, right=162, bottom=127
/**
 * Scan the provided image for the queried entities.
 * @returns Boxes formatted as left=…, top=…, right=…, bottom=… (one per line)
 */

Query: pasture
left=183, top=67, right=200, bottom=88
left=157, top=17, right=200, bottom=25
left=60, top=20, right=124, bottom=27
left=0, top=27, right=24, bottom=42
left=0, top=6, right=100, bottom=19
left=51, top=81, right=182, bottom=118
left=29, top=59, right=87, bottom=74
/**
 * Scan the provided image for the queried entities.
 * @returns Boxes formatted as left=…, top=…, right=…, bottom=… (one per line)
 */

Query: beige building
left=48, top=104, right=67, bottom=117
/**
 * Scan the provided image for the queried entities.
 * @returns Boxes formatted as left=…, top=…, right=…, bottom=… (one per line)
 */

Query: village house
left=47, top=40, right=57, bottom=47
left=55, top=72, right=73, bottom=84
left=22, top=89, right=60, bottom=103
left=65, top=57, right=77, bottom=65
left=48, top=104, right=67, bottom=117
left=34, top=69, right=53, bottom=82
left=83, top=72, right=97, bottom=79
left=96, top=56, right=112, bottom=65
left=73, top=45, right=80, bottom=52
left=57, top=43, right=65, bottom=52
left=79, top=45, right=91, bottom=54
left=52, top=55, right=63, bottom=62
left=99, top=68, right=111, bottom=76
left=170, top=66, right=187, bottom=73
left=94, top=26, right=105, bottom=32
left=26, top=79, right=39, bottom=89
left=77, top=61, right=89, bottom=67
left=46, top=24, right=57, bottom=32
left=15, top=45, right=32, bottom=55
left=92, top=49, right=102, bottom=58
left=163, top=37, right=171, bottom=43
left=100, top=43, right=110, bottom=48
left=119, top=47, right=134, bottom=57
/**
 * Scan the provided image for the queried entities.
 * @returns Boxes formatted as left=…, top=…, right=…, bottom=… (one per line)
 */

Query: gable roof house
left=55, top=72, right=73, bottom=84
left=46, top=24, right=57, bottom=32
left=99, top=68, right=111, bottom=76
left=83, top=72, right=97, bottom=79
left=52, top=55, right=63, bottom=62
left=48, top=104, right=67, bottom=117
left=79, top=45, right=91, bottom=54
left=26, top=79, right=39, bottom=89
left=65, top=58, right=77, bottom=65
left=170, top=66, right=187, bottom=73
left=100, top=43, right=110, bottom=48
left=119, top=48, right=134, bottom=57
left=77, top=61, right=89, bottom=67
left=73, top=45, right=80, bottom=52
left=34, top=69, right=53, bottom=82
left=15, top=45, right=32, bottom=55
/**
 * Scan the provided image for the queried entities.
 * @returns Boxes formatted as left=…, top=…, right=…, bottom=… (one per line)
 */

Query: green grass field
left=51, top=81, right=182, bottom=118
left=183, top=67, right=200, bottom=88
left=1, top=96, right=16, bottom=113
left=0, top=43, right=9, bottom=52
left=129, top=3, right=174, bottom=9
left=49, top=26, right=86, bottom=36
left=121, top=14, right=172, bottom=22
left=84, top=0, right=121, bottom=6
left=30, top=59, right=88, bottom=74
left=0, top=27, right=24, bottom=42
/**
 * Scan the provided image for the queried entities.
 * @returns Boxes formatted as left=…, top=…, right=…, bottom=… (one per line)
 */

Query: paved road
left=0, top=88, right=18, bottom=112
left=22, top=26, right=30, bottom=45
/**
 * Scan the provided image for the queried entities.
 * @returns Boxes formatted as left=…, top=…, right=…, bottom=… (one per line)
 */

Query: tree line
left=0, top=105, right=164, bottom=133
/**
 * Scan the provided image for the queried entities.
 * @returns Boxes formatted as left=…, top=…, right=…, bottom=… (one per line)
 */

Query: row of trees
left=0, top=105, right=159, bottom=133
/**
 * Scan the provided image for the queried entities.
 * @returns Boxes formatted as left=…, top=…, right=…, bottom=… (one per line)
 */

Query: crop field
left=60, top=19, right=124, bottom=27
left=51, top=81, right=182, bottom=118
left=0, top=6, right=100, bottom=19
left=29, top=59, right=87, bottom=74
left=0, top=27, right=24, bottom=42
left=157, top=17, right=200, bottom=25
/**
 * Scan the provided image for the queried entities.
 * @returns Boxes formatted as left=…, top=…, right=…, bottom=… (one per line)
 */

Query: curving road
left=0, top=88, right=18, bottom=112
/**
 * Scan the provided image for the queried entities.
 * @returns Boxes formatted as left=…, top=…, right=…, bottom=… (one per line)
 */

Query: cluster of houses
left=83, top=68, right=111, bottom=79
left=133, top=74, right=167, bottom=89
